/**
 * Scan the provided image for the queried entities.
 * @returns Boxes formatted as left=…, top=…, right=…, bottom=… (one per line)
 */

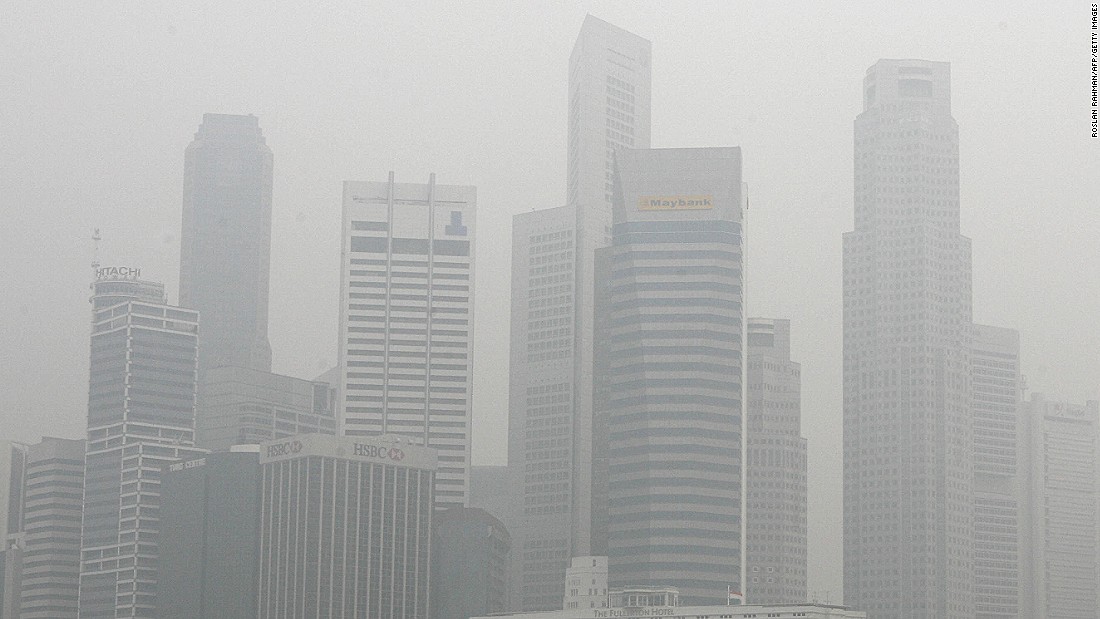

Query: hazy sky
left=2, top=0, right=1097, bottom=600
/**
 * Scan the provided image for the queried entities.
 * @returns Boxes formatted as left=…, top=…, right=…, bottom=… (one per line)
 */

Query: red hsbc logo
left=388, top=447, right=405, bottom=461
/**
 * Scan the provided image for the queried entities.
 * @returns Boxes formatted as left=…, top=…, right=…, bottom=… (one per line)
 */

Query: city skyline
left=1, top=2, right=1097, bottom=605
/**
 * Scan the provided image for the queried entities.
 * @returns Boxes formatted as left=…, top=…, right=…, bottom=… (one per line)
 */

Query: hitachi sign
left=638, top=195, right=714, bottom=211
left=96, top=266, right=142, bottom=280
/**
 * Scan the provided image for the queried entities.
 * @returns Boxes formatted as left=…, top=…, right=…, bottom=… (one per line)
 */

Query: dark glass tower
left=594, top=147, right=744, bottom=606
left=180, top=113, right=273, bottom=376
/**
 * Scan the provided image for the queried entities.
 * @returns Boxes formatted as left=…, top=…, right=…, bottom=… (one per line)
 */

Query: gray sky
left=2, top=0, right=1097, bottom=601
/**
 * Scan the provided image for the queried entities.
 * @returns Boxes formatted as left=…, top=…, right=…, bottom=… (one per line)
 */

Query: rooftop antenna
left=91, top=228, right=102, bottom=273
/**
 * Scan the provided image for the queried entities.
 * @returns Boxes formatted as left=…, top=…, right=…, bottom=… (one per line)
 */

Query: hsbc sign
left=265, top=440, right=303, bottom=458
left=354, top=443, right=406, bottom=462
left=259, top=435, right=436, bottom=470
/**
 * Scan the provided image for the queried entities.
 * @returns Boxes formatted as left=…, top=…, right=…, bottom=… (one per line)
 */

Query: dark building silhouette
left=157, top=449, right=261, bottom=619
left=180, top=113, right=273, bottom=376
left=431, top=507, right=511, bottom=619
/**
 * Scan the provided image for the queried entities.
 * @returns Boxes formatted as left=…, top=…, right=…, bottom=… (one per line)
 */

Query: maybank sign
left=638, top=195, right=714, bottom=211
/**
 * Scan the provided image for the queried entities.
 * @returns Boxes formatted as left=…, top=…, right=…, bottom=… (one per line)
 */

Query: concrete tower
left=842, top=59, right=973, bottom=618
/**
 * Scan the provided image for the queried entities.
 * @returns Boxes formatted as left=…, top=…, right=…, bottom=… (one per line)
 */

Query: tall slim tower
left=842, top=59, right=973, bottom=618
left=180, top=113, right=273, bottom=376
left=745, top=318, right=807, bottom=604
left=595, top=147, right=744, bottom=606
left=970, top=325, right=1023, bottom=619
left=337, top=174, right=475, bottom=510
left=506, top=16, right=651, bottom=611
left=79, top=271, right=205, bottom=618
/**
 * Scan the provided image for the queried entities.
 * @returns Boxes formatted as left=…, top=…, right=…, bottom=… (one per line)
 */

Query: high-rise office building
left=593, top=147, right=745, bottom=605
left=194, top=365, right=336, bottom=452
left=745, top=318, right=807, bottom=604
left=970, top=325, right=1022, bottom=619
left=337, top=173, right=475, bottom=511
left=1021, top=395, right=1100, bottom=619
left=19, top=437, right=85, bottom=619
left=0, top=441, right=26, bottom=619
left=180, top=113, right=273, bottom=375
left=256, top=434, right=437, bottom=619
left=508, top=15, right=651, bottom=611
left=79, top=270, right=205, bottom=619
left=431, top=507, right=512, bottom=619
left=158, top=449, right=261, bottom=619
left=842, top=59, right=973, bottom=618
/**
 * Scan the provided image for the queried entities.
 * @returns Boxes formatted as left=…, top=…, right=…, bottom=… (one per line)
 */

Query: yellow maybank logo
left=638, top=195, right=714, bottom=211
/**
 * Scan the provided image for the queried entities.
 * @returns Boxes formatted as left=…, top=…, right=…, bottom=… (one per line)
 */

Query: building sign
left=593, top=608, right=676, bottom=618
left=168, top=457, right=207, bottom=472
left=637, top=195, right=713, bottom=211
left=353, top=443, right=406, bottom=462
left=259, top=434, right=437, bottom=470
left=95, top=266, right=142, bottom=280
left=265, top=440, right=303, bottom=458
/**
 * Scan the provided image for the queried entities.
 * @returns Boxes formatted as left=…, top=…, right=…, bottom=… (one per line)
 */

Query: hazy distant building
left=1021, top=395, right=1100, bottom=619
left=745, top=318, right=807, bottom=604
left=256, top=434, right=437, bottom=619
left=180, top=113, right=273, bottom=375
left=195, top=365, right=336, bottom=452
left=842, top=59, right=974, bottom=618
left=563, top=556, right=607, bottom=611
left=337, top=173, right=474, bottom=511
left=19, top=437, right=84, bottom=619
left=472, top=600, right=866, bottom=619
left=0, top=441, right=26, bottom=619
left=431, top=507, right=511, bottom=619
left=970, top=325, right=1023, bottom=619
left=157, top=449, right=261, bottom=619
left=594, top=147, right=745, bottom=605
left=79, top=271, right=205, bottom=619
left=508, top=15, right=652, bottom=611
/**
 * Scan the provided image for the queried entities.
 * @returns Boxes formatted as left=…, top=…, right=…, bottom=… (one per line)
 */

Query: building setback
left=745, top=318, right=807, bottom=604
left=157, top=449, right=261, bottom=619
left=509, top=14, right=652, bottom=611
left=256, top=434, right=437, bottom=619
left=970, top=325, right=1022, bottom=619
left=337, top=173, right=475, bottom=511
left=1022, top=395, right=1100, bottom=618
left=594, top=147, right=745, bottom=605
left=78, top=273, right=205, bottom=619
left=0, top=441, right=26, bottom=619
left=19, top=437, right=84, bottom=619
left=431, top=507, right=511, bottom=619
left=180, top=113, right=273, bottom=375
left=194, top=365, right=336, bottom=452
left=842, top=59, right=973, bottom=618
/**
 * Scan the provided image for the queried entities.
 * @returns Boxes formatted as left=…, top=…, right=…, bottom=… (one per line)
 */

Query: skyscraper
left=79, top=270, right=205, bottom=618
left=337, top=173, right=475, bottom=510
left=745, top=318, right=807, bottom=604
left=507, top=15, right=651, bottom=610
left=19, top=437, right=85, bottom=619
left=594, top=146, right=745, bottom=606
left=158, top=449, right=261, bottom=619
left=256, top=434, right=437, bottom=619
left=970, top=325, right=1022, bottom=619
left=842, top=59, right=973, bottom=618
left=1021, top=395, right=1100, bottom=618
left=431, top=507, right=512, bottom=619
left=180, top=113, right=273, bottom=376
